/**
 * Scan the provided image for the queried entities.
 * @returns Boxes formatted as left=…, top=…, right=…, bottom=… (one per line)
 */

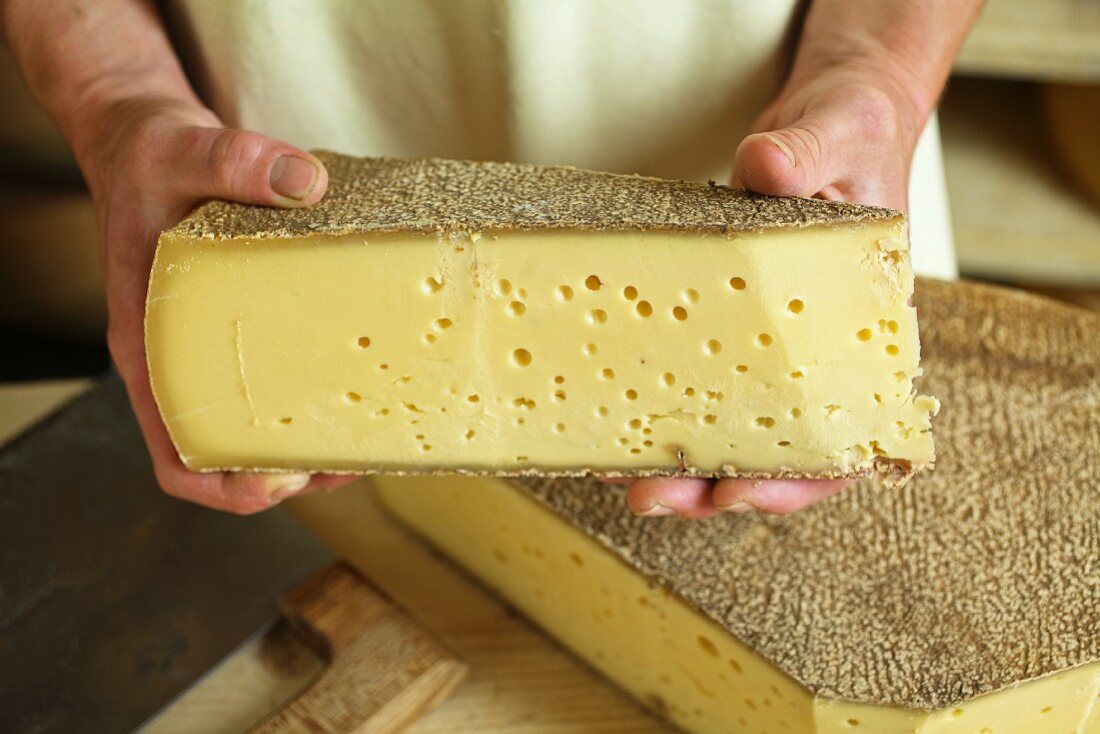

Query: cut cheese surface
left=373, top=279, right=1100, bottom=733
left=147, top=153, right=935, bottom=477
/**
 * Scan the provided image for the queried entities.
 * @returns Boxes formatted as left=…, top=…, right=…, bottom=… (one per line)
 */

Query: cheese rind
left=147, top=223, right=934, bottom=476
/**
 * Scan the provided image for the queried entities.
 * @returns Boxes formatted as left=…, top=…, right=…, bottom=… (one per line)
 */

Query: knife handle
left=251, top=562, right=468, bottom=734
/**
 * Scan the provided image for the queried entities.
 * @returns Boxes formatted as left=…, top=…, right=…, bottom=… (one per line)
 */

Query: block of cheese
left=147, top=151, right=937, bottom=478
left=377, top=279, right=1100, bottom=734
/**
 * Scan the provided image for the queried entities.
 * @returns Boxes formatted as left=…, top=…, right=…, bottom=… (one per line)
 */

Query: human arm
left=1, top=0, right=352, bottom=512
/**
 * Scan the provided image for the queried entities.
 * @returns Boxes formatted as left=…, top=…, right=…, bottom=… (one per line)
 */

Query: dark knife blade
left=0, top=375, right=332, bottom=733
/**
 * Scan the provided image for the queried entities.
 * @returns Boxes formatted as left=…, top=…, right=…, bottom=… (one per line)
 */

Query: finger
left=733, top=126, right=823, bottom=198
left=712, top=478, right=851, bottom=515
left=222, top=471, right=312, bottom=508
left=111, top=338, right=309, bottom=513
left=168, top=126, right=328, bottom=207
left=303, top=474, right=361, bottom=492
left=733, top=84, right=899, bottom=201
left=626, top=478, right=720, bottom=519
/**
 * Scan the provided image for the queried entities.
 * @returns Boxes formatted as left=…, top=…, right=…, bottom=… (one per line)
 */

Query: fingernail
left=636, top=501, right=678, bottom=517
left=270, top=155, right=320, bottom=200
left=265, top=472, right=311, bottom=501
left=761, top=133, right=796, bottom=167
left=716, top=500, right=756, bottom=513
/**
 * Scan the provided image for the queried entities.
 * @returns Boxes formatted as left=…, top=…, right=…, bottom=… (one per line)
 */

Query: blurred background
left=1, top=0, right=1097, bottom=388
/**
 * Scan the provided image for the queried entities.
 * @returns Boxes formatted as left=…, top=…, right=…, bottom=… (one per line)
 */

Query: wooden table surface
left=1, top=380, right=668, bottom=733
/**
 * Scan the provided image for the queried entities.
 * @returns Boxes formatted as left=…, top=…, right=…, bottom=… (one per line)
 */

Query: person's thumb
left=732, top=82, right=908, bottom=204
left=732, top=122, right=838, bottom=199
left=170, top=126, right=327, bottom=207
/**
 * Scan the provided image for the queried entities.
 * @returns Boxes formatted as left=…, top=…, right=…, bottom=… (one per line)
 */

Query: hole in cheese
left=512, top=348, right=532, bottom=367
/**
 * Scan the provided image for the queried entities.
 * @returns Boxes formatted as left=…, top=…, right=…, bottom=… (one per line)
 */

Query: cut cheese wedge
left=376, top=279, right=1100, bottom=734
left=378, top=475, right=1100, bottom=734
left=147, top=152, right=937, bottom=478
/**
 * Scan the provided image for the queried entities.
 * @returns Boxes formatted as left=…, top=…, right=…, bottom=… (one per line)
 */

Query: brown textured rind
left=508, top=278, right=1099, bottom=711
left=165, top=150, right=900, bottom=241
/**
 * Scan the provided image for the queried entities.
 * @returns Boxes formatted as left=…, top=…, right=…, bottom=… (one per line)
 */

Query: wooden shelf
left=956, top=0, right=1100, bottom=83
left=941, top=78, right=1100, bottom=286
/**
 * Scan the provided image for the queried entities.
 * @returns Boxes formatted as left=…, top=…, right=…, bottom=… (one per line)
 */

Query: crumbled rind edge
left=176, top=456, right=923, bottom=488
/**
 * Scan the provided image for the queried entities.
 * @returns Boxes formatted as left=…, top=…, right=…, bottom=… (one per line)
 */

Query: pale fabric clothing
left=908, top=115, right=957, bottom=279
left=168, top=0, right=956, bottom=278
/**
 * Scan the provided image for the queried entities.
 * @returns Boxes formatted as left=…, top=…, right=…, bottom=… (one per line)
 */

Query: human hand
left=732, top=67, right=920, bottom=210
left=618, top=63, right=928, bottom=518
left=77, top=99, right=355, bottom=513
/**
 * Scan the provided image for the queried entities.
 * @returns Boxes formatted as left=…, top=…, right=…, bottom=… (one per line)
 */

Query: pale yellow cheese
left=146, top=223, right=936, bottom=476
left=376, top=476, right=1100, bottom=734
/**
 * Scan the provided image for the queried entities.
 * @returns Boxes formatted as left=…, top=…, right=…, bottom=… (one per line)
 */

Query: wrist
left=2, top=0, right=216, bottom=187
left=782, top=7, right=966, bottom=139
left=781, top=53, right=932, bottom=150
